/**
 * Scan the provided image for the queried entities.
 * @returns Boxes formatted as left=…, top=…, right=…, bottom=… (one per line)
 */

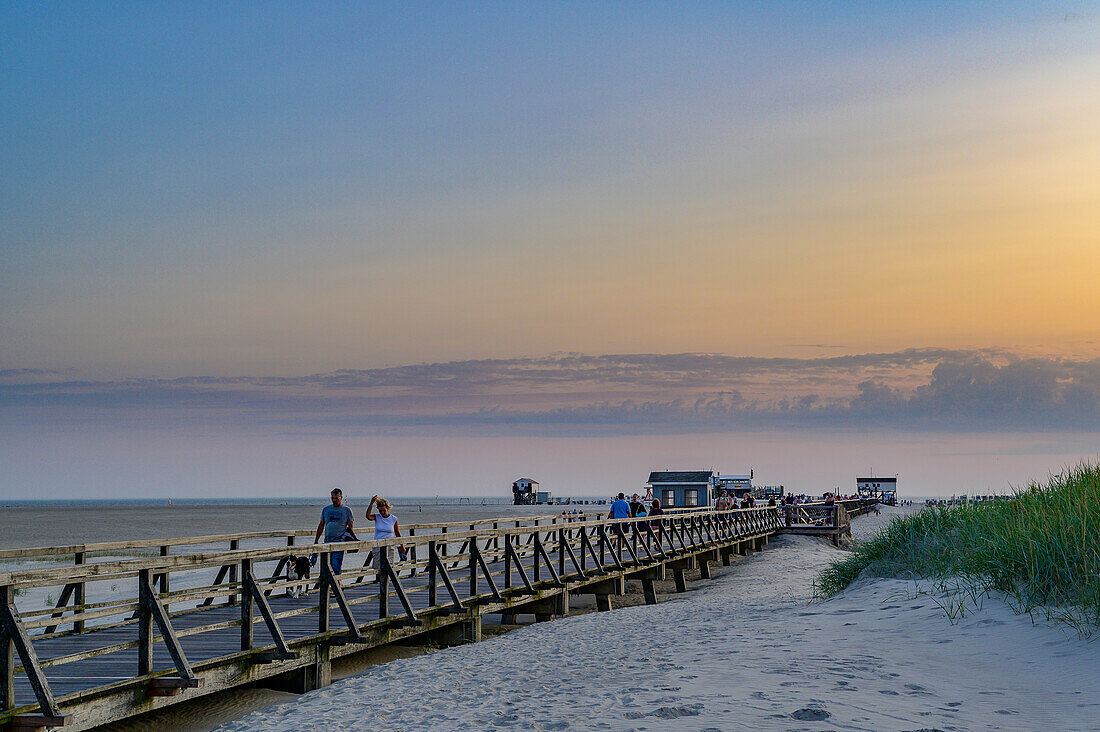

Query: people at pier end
left=609, top=493, right=631, bottom=519
left=715, top=490, right=733, bottom=510
left=629, top=493, right=648, bottom=517
left=314, top=487, right=354, bottom=575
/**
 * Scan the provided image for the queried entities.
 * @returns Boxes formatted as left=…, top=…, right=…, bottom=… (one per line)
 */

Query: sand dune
left=215, top=507, right=1100, bottom=731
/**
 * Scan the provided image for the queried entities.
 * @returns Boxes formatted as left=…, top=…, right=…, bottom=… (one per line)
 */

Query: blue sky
left=2, top=2, right=1098, bottom=498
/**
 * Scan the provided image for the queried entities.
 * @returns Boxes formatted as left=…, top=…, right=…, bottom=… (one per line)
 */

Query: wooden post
left=427, top=541, right=438, bottom=607
left=240, top=558, right=254, bottom=651
left=469, top=541, right=477, bottom=598
left=158, top=545, right=170, bottom=594
left=1, top=586, right=13, bottom=712
left=379, top=549, right=390, bottom=620
left=699, top=557, right=711, bottom=579
left=318, top=552, right=330, bottom=633
left=74, top=551, right=86, bottom=633
left=138, top=570, right=154, bottom=676
left=673, top=568, right=687, bottom=593
left=785, top=504, right=792, bottom=527
left=228, top=539, right=239, bottom=606
left=533, top=532, right=542, bottom=584
left=642, top=578, right=657, bottom=606
left=558, top=528, right=566, bottom=578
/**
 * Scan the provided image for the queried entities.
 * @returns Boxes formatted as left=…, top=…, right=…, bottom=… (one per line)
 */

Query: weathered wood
left=2, top=586, right=62, bottom=718
left=427, top=543, right=464, bottom=613
left=504, top=536, right=534, bottom=593
left=0, top=503, right=866, bottom=731
left=378, top=551, right=420, bottom=626
left=534, top=533, right=563, bottom=588
left=469, top=543, right=503, bottom=602
left=138, top=570, right=196, bottom=684
left=320, top=560, right=364, bottom=642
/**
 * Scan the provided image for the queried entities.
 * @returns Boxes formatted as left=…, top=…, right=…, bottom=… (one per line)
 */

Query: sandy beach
left=209, top=506, right=1100, bottom=731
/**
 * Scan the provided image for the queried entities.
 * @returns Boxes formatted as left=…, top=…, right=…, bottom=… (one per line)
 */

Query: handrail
left=0, top=512, right=599, bottom=561
left=0, top=502, right=880, bottom=726
left=0, top=508, right=757, bottom=587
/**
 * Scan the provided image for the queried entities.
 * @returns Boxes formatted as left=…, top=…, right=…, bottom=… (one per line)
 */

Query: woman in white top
left=365, top=495, right=403, bottom=575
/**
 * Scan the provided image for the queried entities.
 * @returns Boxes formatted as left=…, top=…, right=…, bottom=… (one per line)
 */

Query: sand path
left=215, top=507, right=1100, bottom=731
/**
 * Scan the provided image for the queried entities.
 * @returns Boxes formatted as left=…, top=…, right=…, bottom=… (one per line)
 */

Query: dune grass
left=815, top=461, right=1100, bottom=631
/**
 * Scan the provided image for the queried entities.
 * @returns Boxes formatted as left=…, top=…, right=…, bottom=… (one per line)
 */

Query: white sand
left=215, top=507, right=1100, bottom=731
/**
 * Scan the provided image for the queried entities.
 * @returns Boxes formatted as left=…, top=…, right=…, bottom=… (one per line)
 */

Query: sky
left=2, top=2, right=1098, bottom=500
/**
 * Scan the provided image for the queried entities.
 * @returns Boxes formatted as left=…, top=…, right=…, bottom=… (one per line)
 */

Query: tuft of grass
left=815, top=461, right=1100, bottom=632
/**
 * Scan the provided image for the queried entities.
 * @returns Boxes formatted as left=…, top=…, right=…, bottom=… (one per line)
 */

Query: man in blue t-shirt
left=608, top=493, right=631, bottom=519
left=314, top=488, right=354, bottom=574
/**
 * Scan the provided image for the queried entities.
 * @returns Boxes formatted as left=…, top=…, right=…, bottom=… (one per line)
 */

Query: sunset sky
left=2, top=3, right=1098, bottom=499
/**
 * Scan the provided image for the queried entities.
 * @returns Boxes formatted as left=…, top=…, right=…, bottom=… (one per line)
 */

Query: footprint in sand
left=790, top=708, right=830, bottom=721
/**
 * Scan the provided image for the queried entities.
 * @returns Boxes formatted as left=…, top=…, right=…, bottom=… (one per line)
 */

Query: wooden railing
left=0, top=506, right=779, bottom=727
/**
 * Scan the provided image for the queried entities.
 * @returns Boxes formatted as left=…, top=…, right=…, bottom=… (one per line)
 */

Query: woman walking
left=365, top=495, right=404, bottom=578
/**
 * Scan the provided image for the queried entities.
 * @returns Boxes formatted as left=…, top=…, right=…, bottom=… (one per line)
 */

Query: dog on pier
left=284, top=555, right=312, bottom=598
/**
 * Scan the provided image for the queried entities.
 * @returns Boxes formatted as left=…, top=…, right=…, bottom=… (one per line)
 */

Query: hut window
left=662, top=489, right=676, bottom=506
left=685, top=489, right=699, bottom=507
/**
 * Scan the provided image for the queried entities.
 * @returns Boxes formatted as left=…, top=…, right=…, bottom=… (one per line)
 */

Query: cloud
left=2, top=350, right=1097, bottom=434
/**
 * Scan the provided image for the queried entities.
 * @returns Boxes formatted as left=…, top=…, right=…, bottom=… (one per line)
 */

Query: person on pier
left=365, top=495, right=404, bottom=578
left=715, top=490, right=733, bottom=510
left=314, top=487, right=355, bottom=575
left=608, top=492, right=631, bottom=520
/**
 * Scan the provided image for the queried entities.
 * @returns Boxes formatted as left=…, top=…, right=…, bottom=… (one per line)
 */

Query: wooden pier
left=0, top=499, right=876, bottom=730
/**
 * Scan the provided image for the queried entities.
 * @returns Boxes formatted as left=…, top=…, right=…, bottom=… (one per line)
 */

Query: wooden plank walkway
left=1, top=500, right=877, bottom=731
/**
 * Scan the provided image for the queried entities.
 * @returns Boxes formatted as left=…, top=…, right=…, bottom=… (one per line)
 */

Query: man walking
left=314, top=487, right=354, bottom=575
left=608, top=492, right=631, bottom=520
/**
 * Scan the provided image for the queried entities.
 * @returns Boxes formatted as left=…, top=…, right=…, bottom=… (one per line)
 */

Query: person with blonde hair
left=365, top=495, right=404, bottom=577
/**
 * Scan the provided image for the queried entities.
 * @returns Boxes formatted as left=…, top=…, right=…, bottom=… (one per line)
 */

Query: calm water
left=0, top=500, right=602, bottom=551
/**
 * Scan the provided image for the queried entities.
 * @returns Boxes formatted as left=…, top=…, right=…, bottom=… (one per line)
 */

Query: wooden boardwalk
left=0, top=500, right=875, bottom=731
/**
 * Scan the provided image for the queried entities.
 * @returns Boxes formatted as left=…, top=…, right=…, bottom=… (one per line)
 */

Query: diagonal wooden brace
left=2, top=585, right=65, bottom=719
left=379, top=551, right=420, bottom=626
left=138, top=570, right=197, bottom=684
left=534, top=534, right=564, bottom=587
left=428, top=543, right=465, bottom=614
left=470, top=543, right=503, bottom=602
left=242, top=562, right=297, bottom=661
left=320, top=561, right=367, bottom=643
left=504, top=536, right=534, bottom=593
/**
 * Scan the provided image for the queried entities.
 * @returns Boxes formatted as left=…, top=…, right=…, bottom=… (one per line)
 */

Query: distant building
left=716, top=474, right=753, bottom=498
left=857, top=476, right=897, bottom=505
left=512, top=478, right=542, bottom=505
left=647, top=471, right=715, bottom=508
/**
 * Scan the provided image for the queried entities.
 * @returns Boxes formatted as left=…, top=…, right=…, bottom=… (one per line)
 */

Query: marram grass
left=815, top=462, right=1100, bottom=631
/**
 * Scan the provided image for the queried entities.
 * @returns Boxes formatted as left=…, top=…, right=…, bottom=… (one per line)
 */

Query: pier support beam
left=271, top=645, right=330, bottom=694
left=641, top=578, right=657, bottom=606
left=524, top=591, right=569, bottom=622
left=673, top=569, right=687, bottom=593
left=698, top=558, right=711, bottom=579
left=721, top=548, right=732, bottom=566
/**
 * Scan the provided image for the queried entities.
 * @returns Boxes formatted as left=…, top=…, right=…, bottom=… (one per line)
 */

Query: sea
left=0, top=497, right=607, bottom=551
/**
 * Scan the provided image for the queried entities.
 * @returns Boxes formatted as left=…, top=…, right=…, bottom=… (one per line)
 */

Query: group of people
left=607, top=492, right=666, bottom=520
left=313, top=488, right=404, bottom=577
